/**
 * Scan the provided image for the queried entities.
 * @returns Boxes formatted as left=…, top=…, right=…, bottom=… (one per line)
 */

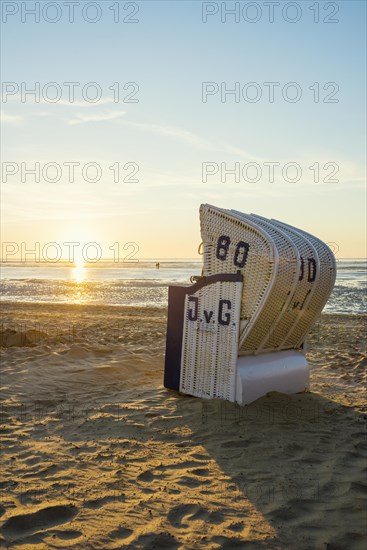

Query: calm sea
left=0, top=259, right=366, bottom=315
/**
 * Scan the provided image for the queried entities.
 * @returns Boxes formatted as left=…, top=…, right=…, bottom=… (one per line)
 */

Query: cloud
left=68, top=110, right=126, bottom=125
left=0, top=92, right=115, bottom=107
left=55, top=98, right=115, bottom=107
left=120, top=119, right=265, bottom=163
left=0, top=112, right=22, bottom=124
left=122, top=120, right=214, bottom=150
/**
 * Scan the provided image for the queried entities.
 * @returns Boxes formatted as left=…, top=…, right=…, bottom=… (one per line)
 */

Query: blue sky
left=1, top=0, right=366, bottom=259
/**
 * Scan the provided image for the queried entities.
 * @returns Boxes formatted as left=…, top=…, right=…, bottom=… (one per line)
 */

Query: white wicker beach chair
left=164, top=205, right=336, bottom=406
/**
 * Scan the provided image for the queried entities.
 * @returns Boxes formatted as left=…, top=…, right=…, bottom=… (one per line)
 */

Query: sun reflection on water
left=70, top=260, right=87, bottom=303
left=72, top=258, right=86, bottom=284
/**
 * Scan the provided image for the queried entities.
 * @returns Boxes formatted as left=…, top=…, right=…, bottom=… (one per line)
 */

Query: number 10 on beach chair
left=164, top=205, right=336, bottom=406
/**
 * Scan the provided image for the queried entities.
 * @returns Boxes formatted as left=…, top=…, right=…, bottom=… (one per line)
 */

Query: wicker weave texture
left=272, top=219, right=337, bottom=347
left=179, top=278, right=242, bottom=401
left=248, top=213, right=323, bottom=351
left=232, top=211, right=300, bottom=353
left=200, top=204, right=336, bottom=355
left=200, top=204, right=277, bottom=353
left=266, top=218, right=322, bottom=348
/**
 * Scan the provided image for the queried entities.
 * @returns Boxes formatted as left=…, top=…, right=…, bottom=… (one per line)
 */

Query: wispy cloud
left=68, top=110, right=126, bottom=125
left=0, top=93, right=115, bottom=107
left=55, top=98, right=114, bottom=108
left=120, top=119, right=262, bottom=162
left=120, top=119, right=367, bottom=187
left=1, top=112, right=22, bottom=124
left=122, top=120, right=215, bottom=150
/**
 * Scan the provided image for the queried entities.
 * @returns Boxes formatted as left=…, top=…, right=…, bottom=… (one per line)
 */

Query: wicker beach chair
left=164, top=204, right=336, bottom=406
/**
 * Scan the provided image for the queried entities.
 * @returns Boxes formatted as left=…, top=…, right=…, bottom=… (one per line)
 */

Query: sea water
left=1, top=259, right=366, bottom=315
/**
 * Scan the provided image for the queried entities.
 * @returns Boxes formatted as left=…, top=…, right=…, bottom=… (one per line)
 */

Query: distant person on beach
left=156, top=262, right=160, bottom=269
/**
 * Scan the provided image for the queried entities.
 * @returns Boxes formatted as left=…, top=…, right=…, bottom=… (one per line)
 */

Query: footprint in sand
left=190, top=452, right=210, bottom=461
left=0, top=480, right=18, bottom=490
left=167, top=503, right=209, bottom=527
left=156, top=460, right=201, bottom=472
left=23, top=455, right=43, bottom=466
left=126, top=532, right=180, bottom=549
left=210, top=535, right=254, bottom=548
left=176, top=476, right=206, bottom=488
left=22, top=463, right=61, bottom=478
left=137, top=470, right=158, bottom=482
left=109, top=525, right=133, bottom=539
left=83, top=495, right=119, bottom=509
left=227, top=521, right=246, bottom=532
left=207, top=510, right=225, bottom=524
left=48, top=528, right=82, bottom=540
left=189, top=467, right=210, bottom=477
left=1, top=504, right=78, bottom=540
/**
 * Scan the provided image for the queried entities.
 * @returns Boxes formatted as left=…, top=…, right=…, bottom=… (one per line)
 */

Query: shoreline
left=1, top=298, right=365, bottom=315
left=0, top=300, right=166, bottom=314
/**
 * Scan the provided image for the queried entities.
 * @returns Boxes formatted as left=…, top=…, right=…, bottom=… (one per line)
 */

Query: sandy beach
left=0, top=302, right=366, bottom=549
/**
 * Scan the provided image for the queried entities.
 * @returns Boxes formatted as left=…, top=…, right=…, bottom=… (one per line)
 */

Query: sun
left=61, top=225, right=101, bottom=283
left=74, top=255, right=85, bottom=270
left=61, top=225, right=96, bottom=263
left=63, top=234, right=87, bottom=283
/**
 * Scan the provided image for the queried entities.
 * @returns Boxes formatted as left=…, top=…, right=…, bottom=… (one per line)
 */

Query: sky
left=1, top=0, right=366, bottom=261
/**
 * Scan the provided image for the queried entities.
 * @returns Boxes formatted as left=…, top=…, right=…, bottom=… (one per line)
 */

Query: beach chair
left=164, top=205, right=336, bottom=406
